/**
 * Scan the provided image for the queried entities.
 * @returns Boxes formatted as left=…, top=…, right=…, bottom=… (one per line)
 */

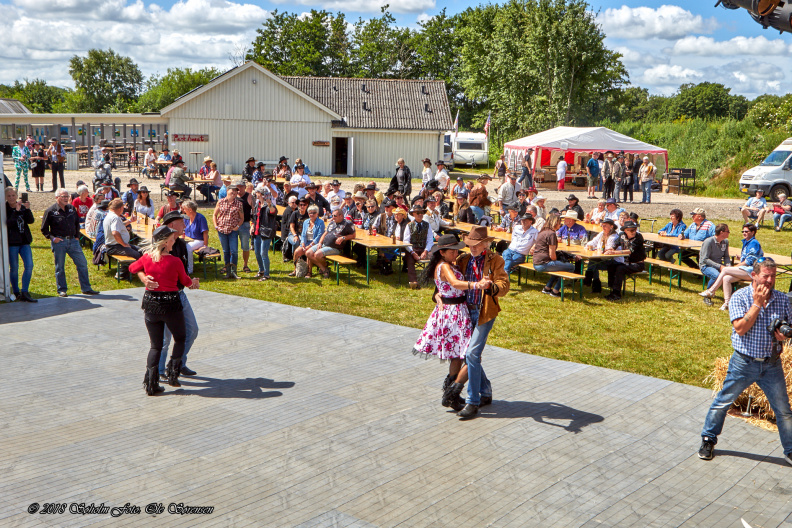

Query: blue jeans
left=253, top=236, right=271, bottom=276
left=657, top=246, right=680, bottom=263
left=8, top=244, right=33, bottom=294
left=218, top=230, right=239, bottom=266
left=534, top=260, right=575, bottom=291
left=51, top=238, right=92, bottom=293
left=466, top=307, right=494, bottom=406
left=502, top=248, right=526, bottom=274
left=160, top=291, right=198, bottom=374
left=774, top=213, right=792, bottom=229
left=641, top=181, right=652, bottom=203
left=199, top=184, right=219, bottom=202
left=700, top=265, right=720, bottom=289
left=469, top=206, right=484, bottom=223
left=702, top=352, right=792, bottom=455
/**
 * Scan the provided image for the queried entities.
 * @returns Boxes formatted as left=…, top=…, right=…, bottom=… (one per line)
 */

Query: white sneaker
left=719, top=302, right=728, bottom=311
left=699, top=290, right=713, bottom=298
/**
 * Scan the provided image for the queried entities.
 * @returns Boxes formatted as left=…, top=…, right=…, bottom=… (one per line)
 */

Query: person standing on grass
left=698, top=257, right=792, bottom=466
left=130, top=225, right=199, bottom=395
left=47, top=138, right=66, bottom=191
left=213, top=184, right=244, bottom=279
left=5, top=187, right=36, bottom=302
left=135, top=211, right=200, bottom=380
left=41, top=189, right=100, bottom=298
left=698, top=223, right=731, bottom=304
left=414, top=234, right=490, bottom=412
left=251, top=184, right=278, bottom=281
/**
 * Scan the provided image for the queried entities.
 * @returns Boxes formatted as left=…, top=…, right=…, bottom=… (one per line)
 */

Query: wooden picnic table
left=351, top=228, right=410, bottom=284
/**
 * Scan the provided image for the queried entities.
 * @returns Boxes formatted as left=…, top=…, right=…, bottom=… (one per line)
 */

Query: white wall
left=331, top=129, right=443, bottom=179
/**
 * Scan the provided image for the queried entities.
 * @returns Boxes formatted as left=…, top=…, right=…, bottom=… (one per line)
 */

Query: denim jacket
left=659, top=221, right=686, bottom=238
left=301, top=218, right=325, bottom=247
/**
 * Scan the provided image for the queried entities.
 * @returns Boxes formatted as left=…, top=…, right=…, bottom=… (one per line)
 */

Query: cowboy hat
left=203, top=156, right=213, bottom=162
left=477, top=174, right=492, bottom=182
left=431, top=233, right=466, bottom=253
left=465, top=225, right=494, bottom=245
left=562, top=210, right=579, bottom=220
left=353, top=191, right=367, bottom=200
left=422, top=157, right=431, bottom=164
left=246, top=157, right=256, bottom=163
left=127, top=178, right=139, bottom=187
left=410, top=205, right=427, bottom=214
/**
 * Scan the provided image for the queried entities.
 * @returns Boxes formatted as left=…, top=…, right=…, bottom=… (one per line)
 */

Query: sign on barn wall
left=172, top=134, right=209, bottom=142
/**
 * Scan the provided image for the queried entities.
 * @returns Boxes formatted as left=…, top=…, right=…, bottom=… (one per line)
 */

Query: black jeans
left=51, top=162, right=65, bottom=190
left=603, top=178, right=614, bottom=199
left=622, top=180, right=633, bottom=202
left=606, top=261, right=645, bottom=296
left=106, top=244, right=142, bottom=259
left=144, top=310, right=186, bottom=369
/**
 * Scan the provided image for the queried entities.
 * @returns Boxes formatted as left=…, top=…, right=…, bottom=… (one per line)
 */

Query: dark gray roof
left=0, top=98, right=31, bottom=114
left=280, top=77, right=452, bottom=131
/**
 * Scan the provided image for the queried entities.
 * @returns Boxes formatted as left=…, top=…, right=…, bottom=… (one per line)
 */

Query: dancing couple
left=413, top=226, right=510, bottom=420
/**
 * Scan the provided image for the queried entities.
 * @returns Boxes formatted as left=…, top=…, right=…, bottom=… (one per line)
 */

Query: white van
left=445, top=131, right=489, bottom=168
left=740, top=138, right=792, bottom=201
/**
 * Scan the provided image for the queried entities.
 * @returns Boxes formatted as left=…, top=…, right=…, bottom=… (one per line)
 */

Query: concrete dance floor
left=1, top=289, right=791, bottom=527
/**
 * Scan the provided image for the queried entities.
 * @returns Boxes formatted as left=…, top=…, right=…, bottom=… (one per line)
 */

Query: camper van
left=445, top=131, right=489, bottom=168
left=740, top=138, right=792, bottom=201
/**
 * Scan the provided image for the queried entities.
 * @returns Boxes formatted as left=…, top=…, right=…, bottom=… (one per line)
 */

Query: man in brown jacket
left=440, top=225, right=510, bottom=420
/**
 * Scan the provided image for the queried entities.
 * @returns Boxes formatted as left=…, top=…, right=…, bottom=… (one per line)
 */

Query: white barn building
left=0, top=62, right=453, bottom=178
left=162, top=61, right=453, bottom=177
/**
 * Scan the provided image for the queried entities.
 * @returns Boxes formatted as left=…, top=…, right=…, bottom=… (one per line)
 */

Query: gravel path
left=3, top=163, right=747, bottom=222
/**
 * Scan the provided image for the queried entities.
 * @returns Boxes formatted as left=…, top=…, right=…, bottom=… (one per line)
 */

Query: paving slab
left=1, top=288, right=791, bottom=527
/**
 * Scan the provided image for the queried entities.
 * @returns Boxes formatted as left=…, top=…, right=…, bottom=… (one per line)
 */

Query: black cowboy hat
left=161, top=211, right=185, bottom=225
left=279, top=156, right=289, bottom=163
left=127, top=178, right=139, bottom=187
left=431, top=233, right=466, bottom=253
left=153, top=225, right=176, bottom=242
left=138, top=185, right=150, bottom=193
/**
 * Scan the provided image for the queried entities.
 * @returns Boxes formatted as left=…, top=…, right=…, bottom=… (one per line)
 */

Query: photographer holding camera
left=699, top=257, right=792, bottom=465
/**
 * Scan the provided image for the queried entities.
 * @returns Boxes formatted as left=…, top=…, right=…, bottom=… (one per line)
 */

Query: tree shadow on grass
left=165, top=376, right=295, bottom=399
left=482, top=401, right=604, bottom=434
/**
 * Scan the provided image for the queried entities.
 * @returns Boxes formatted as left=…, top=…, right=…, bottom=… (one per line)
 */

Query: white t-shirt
left=436, top=169, right=450, bottom=190
left=556, top=160, right=568, bottom=178
left=422, top=167, right=433, bottom=184
left=103, top=211, right=129, bottom=246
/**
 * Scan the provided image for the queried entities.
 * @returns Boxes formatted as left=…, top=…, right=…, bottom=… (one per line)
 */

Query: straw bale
left=705, top=344, right=792, bottom=422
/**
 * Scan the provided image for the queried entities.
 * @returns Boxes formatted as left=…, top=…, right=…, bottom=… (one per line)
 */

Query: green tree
left=135, top=67, right=222, bottom=112
left=68, top=48, right=143, bottom=112
left=349, top=8, right=418, bottom=78
left=668, top=82, right=732, bottom=120
left=247, top=10, right=352, bottom=77
left=0, top=79, right=67, bottom=113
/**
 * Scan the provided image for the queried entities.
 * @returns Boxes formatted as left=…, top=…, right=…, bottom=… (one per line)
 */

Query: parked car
left=740, top=138, right=792, bottom=201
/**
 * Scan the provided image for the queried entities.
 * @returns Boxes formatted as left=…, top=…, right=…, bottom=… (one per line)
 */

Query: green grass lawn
left=15, top=214, right=792, bottom=388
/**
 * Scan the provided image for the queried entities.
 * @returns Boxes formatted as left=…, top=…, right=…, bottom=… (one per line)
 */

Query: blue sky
left=3, top=0, right=789, bottom=98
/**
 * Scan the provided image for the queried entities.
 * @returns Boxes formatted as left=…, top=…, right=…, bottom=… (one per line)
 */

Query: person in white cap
left=639, top=156, right=656, bottom=204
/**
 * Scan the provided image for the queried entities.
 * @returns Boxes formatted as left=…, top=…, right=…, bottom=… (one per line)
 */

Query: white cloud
left=612, top=46, right=669, bottom=67
left=270, top=0, right=435, bottom=15
left=599, top=5, right=719, bottom=40
left=637, top=64, right=704, bottom=87
left=668, top=35, right=792, bottom=56
left=0, top=0, right=267, bottom=88
left=710, top=60, right=785, bottom=94
left=416, top=13, right=431, bottom=25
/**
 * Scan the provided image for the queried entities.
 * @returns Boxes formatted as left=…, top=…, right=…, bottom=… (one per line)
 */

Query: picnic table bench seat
left=516, top=262, right=585, bottom=301
left=644, top=257, right=705, bottom=290
left=325, top=255, right=357, bottom=285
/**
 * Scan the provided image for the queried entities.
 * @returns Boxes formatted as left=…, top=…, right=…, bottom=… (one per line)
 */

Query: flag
left=484, top=112, right=491, bottom=137
left=453, top=109, right=459, bottom=139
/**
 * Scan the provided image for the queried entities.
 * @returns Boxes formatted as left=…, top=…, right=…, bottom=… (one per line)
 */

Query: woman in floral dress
left=413, top=233, right=492, bottom=411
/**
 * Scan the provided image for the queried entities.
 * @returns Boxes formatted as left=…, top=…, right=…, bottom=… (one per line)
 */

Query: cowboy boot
left=143, top=366, right=164, bottom=396
left=442, top=374, right=454, bottom=393
left=168, top=358, right=182, bottom=387
left=591, top=278, right=602, bottom=294
left=442, top=382, right=465, bottom=412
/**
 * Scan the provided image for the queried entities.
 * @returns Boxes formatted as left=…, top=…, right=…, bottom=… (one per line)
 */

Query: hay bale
left=705, top=343, right=792, bottom=421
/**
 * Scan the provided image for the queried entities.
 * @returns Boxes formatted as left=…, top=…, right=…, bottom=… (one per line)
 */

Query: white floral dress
left=413, top=264, right=473, bottom=360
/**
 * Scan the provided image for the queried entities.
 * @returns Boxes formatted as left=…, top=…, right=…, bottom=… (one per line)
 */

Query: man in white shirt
left=502, top=213, right=538, bottom=274
left=602, top=198, right=625, bottom=223
left=423, top=196, right=449, bottom=237
left=326, top=179, right=346, bottom=202
left=103, top=199, right=142, bottom=263
left=435, top=161, right=450, bottom=192
left=497, top=173, right=521, bottom=214
left=741, top=189, right=768, bottom=225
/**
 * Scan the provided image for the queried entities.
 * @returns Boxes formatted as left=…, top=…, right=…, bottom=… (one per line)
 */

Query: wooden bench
left=645, top=257, right=705, bottom=291
left=107, top=253, right=136, bottom=283
left=326, top=255, right=357, bottom=285
left=516, top=261, right=584, bottom=301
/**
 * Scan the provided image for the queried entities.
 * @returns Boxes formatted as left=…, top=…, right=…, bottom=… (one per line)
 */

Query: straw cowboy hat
left=562, top=210, right=580, bottom=221
left=203, top=156, right=213, bottom=162
left=465, top=225, right=494, bottom=246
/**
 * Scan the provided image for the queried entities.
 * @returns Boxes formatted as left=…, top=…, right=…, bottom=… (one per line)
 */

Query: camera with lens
left=768, top=318, right=792, bottom=339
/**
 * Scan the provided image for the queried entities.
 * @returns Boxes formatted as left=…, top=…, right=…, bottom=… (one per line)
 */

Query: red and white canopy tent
left=503, top=126, right=668, bottom=175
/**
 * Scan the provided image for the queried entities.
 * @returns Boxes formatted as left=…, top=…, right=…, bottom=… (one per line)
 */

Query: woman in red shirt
left=129, top=225, right=198, bottom=395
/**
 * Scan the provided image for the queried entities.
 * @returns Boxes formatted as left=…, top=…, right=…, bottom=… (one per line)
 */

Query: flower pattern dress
left=413, top=264, right=473, bottom=360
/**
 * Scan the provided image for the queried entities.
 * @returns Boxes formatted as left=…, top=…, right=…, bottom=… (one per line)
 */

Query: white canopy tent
left=503, top=126, right=668, bottom=176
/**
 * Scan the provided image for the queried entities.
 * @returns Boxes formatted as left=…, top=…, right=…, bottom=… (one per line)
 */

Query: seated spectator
left=291, top=204, right=324, bottom=277
left=585, top=199, right=607, bottom=223
left=307, top=208, right=356, bottom=279
left=602, top=198, right=624, bottom=223
left=453, top=195, right=476, bottom=224
left=680, top=207, right=715, bottom=267
left=242, top=157, right=257, bottom=182
left=251, top=162, right=266, bottom=186
left=557, top=210, right=587, bottom=242
left=527, top=205, right=545, bottom=232
left=656, top=208, right=687, bottom=262
left=451, top=177, right=467, bottom=198
left=122, top=178, right=140, bottom=215
left=285, top=198, right=309, bottom=262
left=583, top=218, right=621, bottom=293
left=393, top=192, right=409, bottom=214
left=305, top=182, right=330, bottom=217
left=282, top=181, right=299, bottom=204
left=72, top=185, right=93, bottom=224
left=433, top=191, right=450, bottom=218
left=103, top=199, right=142, bottom=274
left=698, top=224, right=731, bottom=304
left=424, top=196, right=450, bottom=236
left=143, top=148, right=157, bottom=178
left=182, top=200, right=209, bottom=259
left=276, top=156, right=292, bottom=181
left=168, top=159, right=191, bottom=198
left=198, top=161, right=222, bottom=203
left=97, top=181, right=120, bottom=201
left=86, top=196, right=109, bottom=238
left=293, top=157, right=311, bottom=175
left=217, top=178, right=230, bottom=200
left=171, top=149, right=183, bottom=166
left=533, top=195, right=547, bottom=219
left=156, top=191, right=181, bottom=222
left=772, top=193, right=792, bottom=231
left=740, top=189, right=767, bottom=226
left=328, top=195, right=342, bottom=219
left=290, top=164, right=311, bottom=199
left=157, top=148, right=171, bottom=177
left=502, top=213, right=538, bottom=274
left=134, top=186, right=156, bottom=219
left=605, top=220, right=646, bottom=301
left=560, top=194, right=585, bottom=220
left=700, top=223, right=763, bottom=310
left=401, top=205, right=434, bottom=289
left=531, top=214, right=577, bottom=298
